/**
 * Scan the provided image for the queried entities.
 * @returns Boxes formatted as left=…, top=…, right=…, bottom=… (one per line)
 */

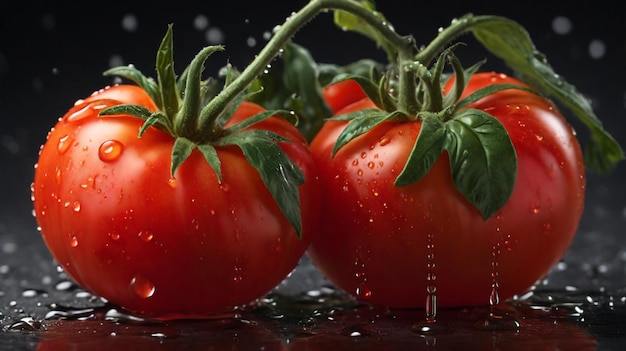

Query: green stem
left=414, top=15, right=479, bottom=66
left=197, top=0, right=417, bottom=134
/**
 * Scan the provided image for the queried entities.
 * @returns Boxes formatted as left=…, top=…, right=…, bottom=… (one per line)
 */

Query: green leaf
left=331, top=109, right=401, bottom=156
left=469, top=15, right=624, bottom=173
left=444, top=109, right=517, bottom=219
left=281, top=42, right=333, bottom=139
left=333, top=0, right=397, bottom=62
left=102, top=66, right=161, bottom=107
left=219, top=129, right=305, bottom=238
left=394, top=114, right=446, bottom=186
left=247, top=42, right=333, bottom=141
left=171, top=137, right=196, bottom=176
left=197, top=144, right=222, bottom=183
left=156, top=24, right=180, bottom=120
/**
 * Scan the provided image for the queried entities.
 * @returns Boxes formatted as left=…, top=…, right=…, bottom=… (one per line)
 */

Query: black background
left=1, top=0, right=624, bottom=297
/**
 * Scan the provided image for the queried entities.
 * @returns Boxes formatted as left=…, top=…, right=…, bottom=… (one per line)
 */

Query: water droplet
left=530, top=203, right=541, bottom=214
left=340, top=324, right=373, bottom=337
left=55, top=166, right=63, bottom=184
left=356, top=282, right=372, bottom=299
left=411, top=319, right=451, bottom=335
left=98, top=140, right=124, bottom=162
left=168, top=177, right=178, bottom=188
left=109, top=232, right=120, bottom=240
left=379, top=136, right=390, bottom=146
left=138, top=231, right=154, bottom=242
left=5, top=317, right=42, bottom=331
left=130, top=275, right=155, bottom=298
left=55, top=280, right=78, bottom=291
left=233, top=265, right=243, bottom=283
left=69, top=234, right=79, bottom=247
left=66, top=103, right=103, bottom=122
left=72, top=201, right=81, bottom=212
left=80, top=175, right=96, bottom=189
left=57, top=135, right=71, bottom=154
left=506, top=103, right=530, bottom=116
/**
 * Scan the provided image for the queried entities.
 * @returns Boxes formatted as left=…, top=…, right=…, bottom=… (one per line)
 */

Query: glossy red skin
left=322, top=79, right=367, bottom=114
left=33, top=85, right=320, bottom=319
left=308, top=72, right=585, bottom=308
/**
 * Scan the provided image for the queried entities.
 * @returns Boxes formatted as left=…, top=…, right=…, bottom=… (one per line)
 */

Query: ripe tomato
left=32, top=84, right=320, bottom=319
left=322, top=79, right=367, bottom=114
left=308, top=72, right=585, bottom=308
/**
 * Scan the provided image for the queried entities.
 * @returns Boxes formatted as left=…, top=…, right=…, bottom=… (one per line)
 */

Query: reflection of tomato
left=36, top=319, right=287, bottom=351
left=308, top=72, right=585, bottom=308
left=32, top=84, right=320, bottom=319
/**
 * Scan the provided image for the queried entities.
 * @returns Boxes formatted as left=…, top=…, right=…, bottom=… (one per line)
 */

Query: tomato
left=307, top=72, right=585, bottom=308
left=322, top=79, right=367, bottom=114
left=32, top=84, right=320, bottom=319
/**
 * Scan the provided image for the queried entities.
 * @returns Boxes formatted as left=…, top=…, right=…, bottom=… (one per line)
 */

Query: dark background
left=0, top=0, right=624, bottom=294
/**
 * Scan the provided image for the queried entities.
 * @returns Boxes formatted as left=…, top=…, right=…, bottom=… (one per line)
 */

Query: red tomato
left=308, top=72, right=585, bottom=308
left=322, top=79, right=367, bottom=114
left=32, top=84, right=320, bottom=319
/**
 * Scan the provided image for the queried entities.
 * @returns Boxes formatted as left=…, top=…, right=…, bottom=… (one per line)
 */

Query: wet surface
left=1, top=1, right=625, bottom=350
left=1, top=249, right=626, bottom=350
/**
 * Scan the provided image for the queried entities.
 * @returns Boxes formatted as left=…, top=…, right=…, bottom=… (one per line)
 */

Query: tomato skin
left=322, top=79, right=367, bottom=114
left=33, top=85, right=320, bottom=319
left=308, top=72, right=585, bottom=308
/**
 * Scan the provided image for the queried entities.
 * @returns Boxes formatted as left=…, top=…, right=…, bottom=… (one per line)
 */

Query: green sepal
left=330, top=73, right=396, bottom=111
left=469, top=15, right=624, bottom=173
left=225, top=110, right=298, bottom=136
left=330, top=109, right=404, bottom=157
left=394, top=113, right=446, bottom=186
left=156, top=24, right=181, bottom=120
left=177, top=45, right=225, bottom=136
left=444, top=108, right=517, bottom=219
left=217, top=129, right=305, bottom=238
left=99, top=104, right=154, bottom=119
left=199, top=65, right=249, bottom=136
left=139, top=112, right=172, bottom=137
left=99, top=104, right=173, bottom=136
left=102, top=66, right=161, bottom=108
left=441, top=59, right=484, bottom=109
left=197, top=144, right=222, bottom=183
left=171, top=137, right=195, bottom=176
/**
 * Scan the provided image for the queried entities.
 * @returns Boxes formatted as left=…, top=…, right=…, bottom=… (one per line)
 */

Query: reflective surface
left=1, top=252, right=626, bottom=350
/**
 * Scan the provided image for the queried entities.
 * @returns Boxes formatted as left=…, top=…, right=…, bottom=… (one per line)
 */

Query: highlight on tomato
left=31, top=25, right=320, bottom=319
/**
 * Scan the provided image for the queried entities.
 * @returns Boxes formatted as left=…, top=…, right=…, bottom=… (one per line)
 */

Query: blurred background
left=0, top=0, right=624, bottom=293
